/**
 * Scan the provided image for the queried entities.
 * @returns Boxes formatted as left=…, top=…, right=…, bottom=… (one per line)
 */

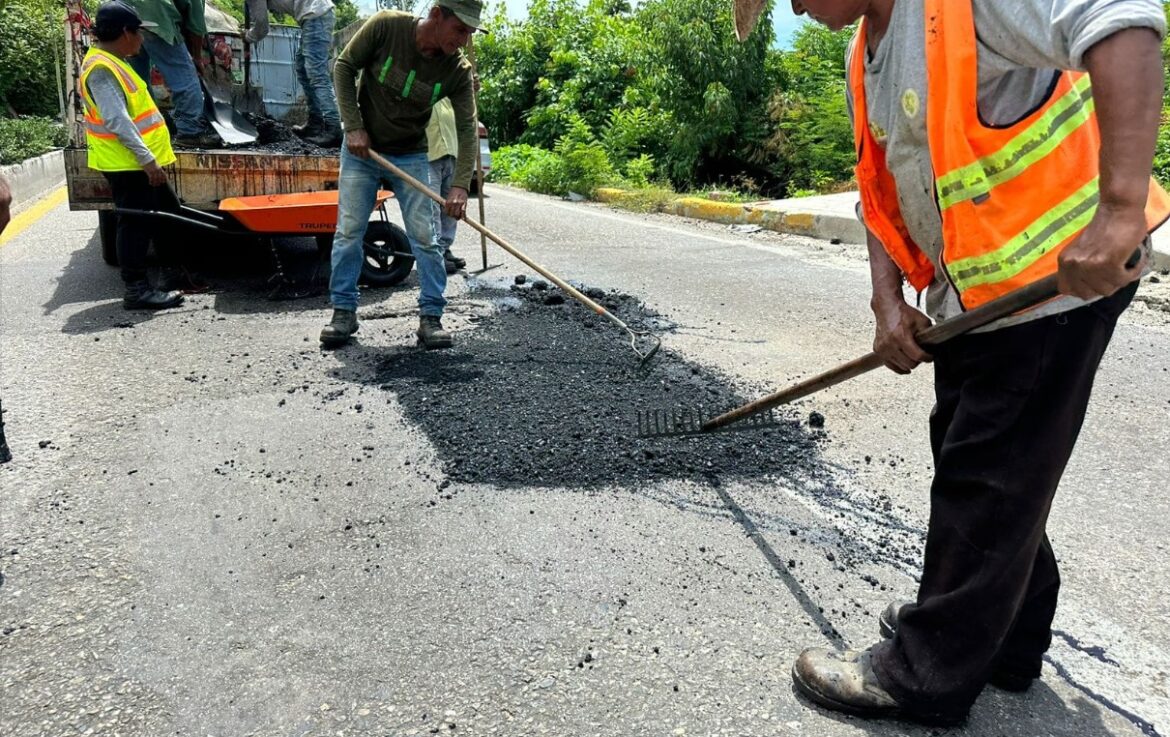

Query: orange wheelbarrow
left=114, top=189, right=417, bottom=297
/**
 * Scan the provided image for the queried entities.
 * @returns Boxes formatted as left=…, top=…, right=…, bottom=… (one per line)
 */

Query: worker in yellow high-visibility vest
left=82, top=1, right=184, bottom=310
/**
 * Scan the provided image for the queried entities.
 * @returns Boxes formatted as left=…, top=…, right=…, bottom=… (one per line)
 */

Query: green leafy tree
left=0, top=0, right=65, bottom=117
left=637, top=0, right=777, bottom=187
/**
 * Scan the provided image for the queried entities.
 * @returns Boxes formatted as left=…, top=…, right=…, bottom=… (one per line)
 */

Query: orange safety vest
left=851, top=0, right=1170, bottom=309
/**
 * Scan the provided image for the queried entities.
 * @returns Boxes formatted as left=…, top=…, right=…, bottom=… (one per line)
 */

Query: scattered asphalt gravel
left=372, top=281, right=827, bottom=488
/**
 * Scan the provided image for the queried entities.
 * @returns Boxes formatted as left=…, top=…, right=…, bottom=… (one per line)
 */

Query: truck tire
left=360, top=220, right=414, bottom=287
left=98, top=210, right=119, bottom=266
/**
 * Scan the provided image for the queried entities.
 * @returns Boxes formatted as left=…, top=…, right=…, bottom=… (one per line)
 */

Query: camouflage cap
left=436, top=0, right=486, bottom=31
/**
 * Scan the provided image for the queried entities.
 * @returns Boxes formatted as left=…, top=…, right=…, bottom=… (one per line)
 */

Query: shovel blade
left=200, top=77, right=259, bottom=144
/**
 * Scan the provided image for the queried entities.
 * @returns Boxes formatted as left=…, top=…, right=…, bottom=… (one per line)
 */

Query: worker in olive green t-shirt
left=321, top=1, right=482, bottom=350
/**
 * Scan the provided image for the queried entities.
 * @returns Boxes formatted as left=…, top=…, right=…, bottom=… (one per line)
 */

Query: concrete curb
left=1, top=150, right=66, bottom=215
left=594, top=186, right=1170, bottom=272
left=595, top=187, right=867, bottom=245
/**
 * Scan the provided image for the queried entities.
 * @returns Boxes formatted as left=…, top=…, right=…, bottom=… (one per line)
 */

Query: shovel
left=366, top=150, right=663, bottom=366
left=637, top=248, right=1144, bottom=437
left=200, top=76, right=259, bottom=144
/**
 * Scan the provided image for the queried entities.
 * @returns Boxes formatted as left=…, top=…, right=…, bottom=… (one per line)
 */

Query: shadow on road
left=44, top=228, right=420, bottom=331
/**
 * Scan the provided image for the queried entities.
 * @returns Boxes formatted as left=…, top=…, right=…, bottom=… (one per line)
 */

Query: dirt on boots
left=123, top=281, right=184, bottom=310
left=417, top=315, right=453, bottom=349
left=320, top=308, right=359, bottom=347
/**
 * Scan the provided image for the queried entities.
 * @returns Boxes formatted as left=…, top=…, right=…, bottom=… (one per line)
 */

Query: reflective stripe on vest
left=935, top=75, right=1094, bottom=211
left=948, top=178, right=1099, bottom=292
left=84, top=109, right=168, bottom=139
left=80, top=48, right=176, bottom=172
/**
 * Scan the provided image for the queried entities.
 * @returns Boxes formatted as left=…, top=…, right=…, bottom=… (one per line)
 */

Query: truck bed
left=64, top=147, right=341, bottom=210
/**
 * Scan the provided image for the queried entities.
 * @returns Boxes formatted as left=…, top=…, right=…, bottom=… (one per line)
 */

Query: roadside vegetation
left=475, top=0, right=855, bottom=201
left=3, top=0, right=1170, bottom=188
left=481, top=0, right=1170, bottom=203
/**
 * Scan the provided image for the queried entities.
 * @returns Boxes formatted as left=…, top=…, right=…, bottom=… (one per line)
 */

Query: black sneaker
left=123, top=281, right=184, bottom=310
left=320, top=308, right=358, bottom=346
left=305, top=125, right=342, bottom=148
left=173, top=130, right=222, bottom=149
left=417, top=315, right=453, bottom=349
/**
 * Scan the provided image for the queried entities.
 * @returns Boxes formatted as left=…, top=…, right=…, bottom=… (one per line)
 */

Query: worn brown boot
left=792, top=647, right=904, bottom=720
left=416, top=315, right=453, bottom=349
left=878, top=600, right=1036, bottom=692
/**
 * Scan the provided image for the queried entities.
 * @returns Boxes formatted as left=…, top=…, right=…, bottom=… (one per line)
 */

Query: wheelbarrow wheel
left=360, top=220, right=414, bottom=287
left=99, top=210, right=119, bottom=266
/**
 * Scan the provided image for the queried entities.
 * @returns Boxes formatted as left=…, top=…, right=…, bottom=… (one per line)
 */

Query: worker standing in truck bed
left=245, top=0, right=343, bottom=147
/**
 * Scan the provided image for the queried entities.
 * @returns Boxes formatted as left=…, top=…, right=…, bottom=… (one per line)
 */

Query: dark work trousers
left=102, top=171, right=179, bottom=285
left=870, top=280, right=1138, bottom=721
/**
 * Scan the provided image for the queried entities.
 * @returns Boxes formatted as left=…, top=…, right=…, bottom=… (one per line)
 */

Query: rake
left=367, top=150, right=663, bottom=366
left=636, top=248, right=1143, bottom=438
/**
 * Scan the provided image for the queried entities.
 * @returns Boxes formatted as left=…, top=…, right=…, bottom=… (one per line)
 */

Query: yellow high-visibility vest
left=80, top=47, right=176, bottom=172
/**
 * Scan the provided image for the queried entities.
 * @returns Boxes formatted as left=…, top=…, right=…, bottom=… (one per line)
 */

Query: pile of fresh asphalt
left=374, top=280, right=827, bottom=489
left=224, top=115, right=333, bottom=156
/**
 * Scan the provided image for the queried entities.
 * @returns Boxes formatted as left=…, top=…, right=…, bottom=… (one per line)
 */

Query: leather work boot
left=306, top=125, right=342, bottom=148
left=443, top=249, right=466, bottom=274
left=123, top=281, right=184, bottom=310
left=793, top=646, right=966, bottom=726
left=173, top=129, right=222, bottom=149
left=319, top=308, right=359, bottom=347
left=792, top=647, right=905, bottom=720
left=878, top=600, right=1036, bottom=693
left=416, top=315, right=453, bottom=349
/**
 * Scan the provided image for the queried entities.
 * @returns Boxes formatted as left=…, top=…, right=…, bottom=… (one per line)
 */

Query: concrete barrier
left=1, top=150, right=66, bottom=215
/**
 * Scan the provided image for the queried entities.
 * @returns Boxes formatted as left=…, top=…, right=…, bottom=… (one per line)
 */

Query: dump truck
left=61, top=0, right=413, bottom=286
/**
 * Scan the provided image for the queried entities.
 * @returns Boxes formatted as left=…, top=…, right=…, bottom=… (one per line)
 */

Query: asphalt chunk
left=372, top=285, right=824, bottom=488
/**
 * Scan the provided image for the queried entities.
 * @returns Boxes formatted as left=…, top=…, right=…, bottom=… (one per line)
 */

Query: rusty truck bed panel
left=65, top=148, right=341, bottom=210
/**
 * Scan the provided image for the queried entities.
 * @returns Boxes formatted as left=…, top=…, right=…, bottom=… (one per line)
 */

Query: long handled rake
left=367, top=150, right=662, bottom=366
left=638, top=248, right=1143, bottom=437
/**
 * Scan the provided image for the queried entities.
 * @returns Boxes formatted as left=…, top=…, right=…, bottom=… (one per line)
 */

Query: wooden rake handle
left=366, top=150, right=634, bottom=333
left=703, top=272, right=1072, bottom=433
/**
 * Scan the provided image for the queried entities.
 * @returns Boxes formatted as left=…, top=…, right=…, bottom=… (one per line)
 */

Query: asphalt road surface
left=2, top=184, right=1168, bottom=737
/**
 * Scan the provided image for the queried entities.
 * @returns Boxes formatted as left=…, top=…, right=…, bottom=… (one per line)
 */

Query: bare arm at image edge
left=0, top=174, right=12, bottom=234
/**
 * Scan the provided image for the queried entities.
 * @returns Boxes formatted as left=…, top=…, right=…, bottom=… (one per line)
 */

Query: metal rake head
left=635, top=407, right=782, bottom=438
left=627, top=328, right=663, bottom=367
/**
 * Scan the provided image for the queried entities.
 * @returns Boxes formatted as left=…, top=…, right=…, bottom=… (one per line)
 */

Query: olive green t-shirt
left=334, top=11, right=478, bottom=188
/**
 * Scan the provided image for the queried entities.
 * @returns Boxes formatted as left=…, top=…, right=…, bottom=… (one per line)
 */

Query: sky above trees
left=354, top=0, right=808, bottom=48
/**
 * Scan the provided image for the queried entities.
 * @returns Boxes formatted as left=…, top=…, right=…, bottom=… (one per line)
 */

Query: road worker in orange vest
left=82, top=1, right=184, bottom=310
left=779, top=0, right=1169, bottom=725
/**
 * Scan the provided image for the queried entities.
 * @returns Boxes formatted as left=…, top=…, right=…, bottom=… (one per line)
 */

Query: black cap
left=93, top=2, right=156, bottom=38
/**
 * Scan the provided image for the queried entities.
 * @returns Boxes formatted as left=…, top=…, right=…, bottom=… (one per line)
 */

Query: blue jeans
left=297, top=11, right=340, bottom=127
left=128, top=31, right=208, bottom=137
left=330, top=148, right=446, bottom=316
left=429, top=155, right=458, bottom=249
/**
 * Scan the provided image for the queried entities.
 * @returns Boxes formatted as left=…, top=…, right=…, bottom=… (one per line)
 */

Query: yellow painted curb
left=595, top=187, right=629, bottom=203
left=0, top=186, right=68, bottom=247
